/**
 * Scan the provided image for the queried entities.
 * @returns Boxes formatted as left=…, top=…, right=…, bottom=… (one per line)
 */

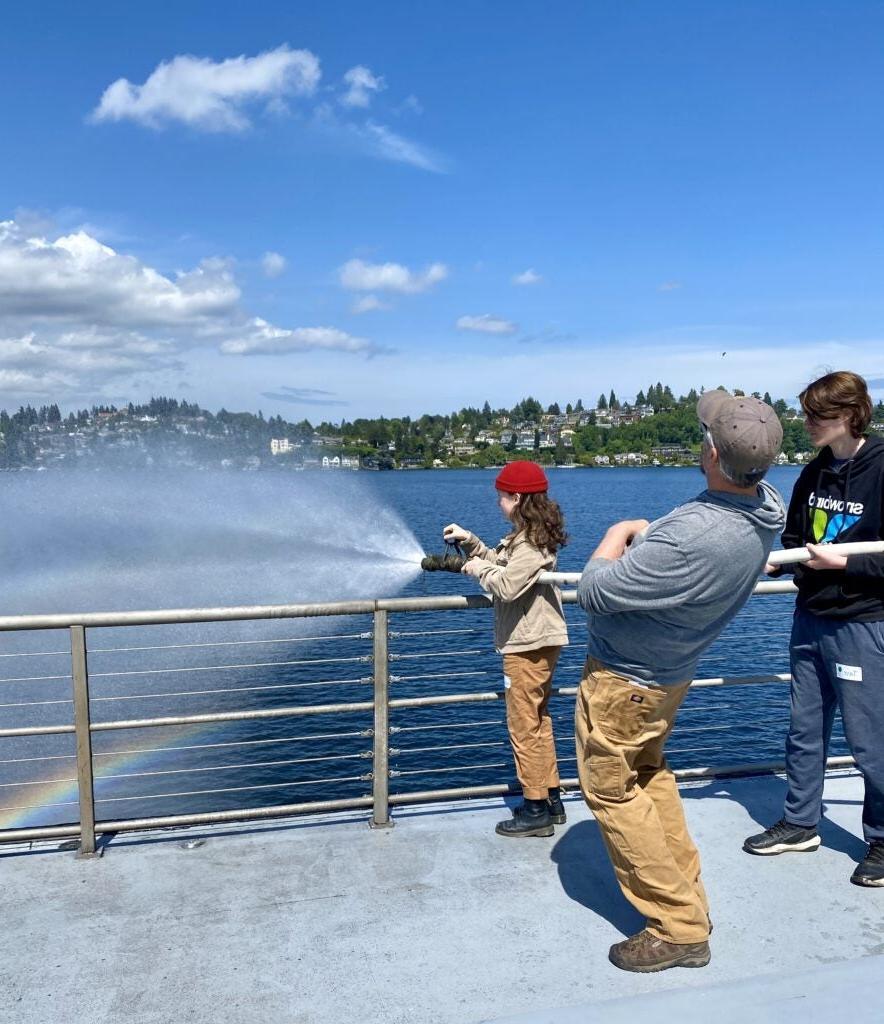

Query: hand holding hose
left=443, top=523, right=471, bottom=545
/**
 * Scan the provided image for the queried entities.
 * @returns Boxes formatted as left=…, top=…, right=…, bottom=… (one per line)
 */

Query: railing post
left=70, top=625, right=97, bottom=856
left=370, top=608, right=393, bottom=829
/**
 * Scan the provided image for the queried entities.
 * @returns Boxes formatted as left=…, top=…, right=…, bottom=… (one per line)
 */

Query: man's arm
left=577, top=524, right=692, bottom=615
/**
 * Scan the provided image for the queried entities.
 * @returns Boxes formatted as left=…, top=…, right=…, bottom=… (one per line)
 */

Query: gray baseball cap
left=696, top=390, right=783, bottom=476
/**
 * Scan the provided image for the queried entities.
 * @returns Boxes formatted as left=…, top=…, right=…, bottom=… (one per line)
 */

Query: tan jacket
left=462, top=530, right=568, bottom=654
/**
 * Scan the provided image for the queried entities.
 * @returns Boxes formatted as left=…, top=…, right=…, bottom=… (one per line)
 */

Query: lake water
left=0, top=465, right=847, bottom=829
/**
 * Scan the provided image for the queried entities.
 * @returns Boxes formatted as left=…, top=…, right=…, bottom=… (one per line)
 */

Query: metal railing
left=0, top=581, right=854, bottom=855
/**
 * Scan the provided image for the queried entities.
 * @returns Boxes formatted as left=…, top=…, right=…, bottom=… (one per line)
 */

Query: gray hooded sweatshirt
left=577, top=481, right=786, bottom=685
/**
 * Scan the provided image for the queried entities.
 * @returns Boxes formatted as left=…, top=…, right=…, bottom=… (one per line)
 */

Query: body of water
left=1, top=466, right=844, bottom=829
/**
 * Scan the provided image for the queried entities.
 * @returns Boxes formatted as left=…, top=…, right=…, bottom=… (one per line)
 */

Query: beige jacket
left=462, top=530, right=568, bottom=654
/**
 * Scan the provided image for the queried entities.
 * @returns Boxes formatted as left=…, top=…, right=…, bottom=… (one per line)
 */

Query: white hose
left=539, top=539, right=884, bottom=587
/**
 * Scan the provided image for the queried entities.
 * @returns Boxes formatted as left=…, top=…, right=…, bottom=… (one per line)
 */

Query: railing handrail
left=0, top=584, right=817, bottom=853
left=0, top=580, right=799, bottom=632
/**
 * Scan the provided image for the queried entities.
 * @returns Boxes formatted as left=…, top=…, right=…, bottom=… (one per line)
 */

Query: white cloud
left=0, top=218, right=377, bottom=400
left=220, top=322, right=370, bottom=355
left=340, top=66, right=385, bottom=108
left=0, top=222, right=240, bottom=326
left=456, top=314, right=518, bottom=335
left=658, top=281, right=682, bottom=292
left=339, top=258, right=448, bottom=294
left=261, top=251, right=287, bottom=278
left=395, top=94, right=424, bottom=116
left=360, top=122, right=446, bottom=173
left=91, top=47, right=446, bottom=174
left=91, top=45, right=321, bottom=132
left=513, top=269, right=542, bottom=286
left=352, top=295, right=391, bottom=314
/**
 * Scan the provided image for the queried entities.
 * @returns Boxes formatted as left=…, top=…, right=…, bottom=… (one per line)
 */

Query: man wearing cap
left=575, top=391, right=785, bottom=972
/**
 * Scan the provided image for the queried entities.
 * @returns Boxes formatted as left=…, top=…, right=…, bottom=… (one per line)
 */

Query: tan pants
left=575, top=657, right=710, bottom=943
left=503, top=647, right=561, bottom=800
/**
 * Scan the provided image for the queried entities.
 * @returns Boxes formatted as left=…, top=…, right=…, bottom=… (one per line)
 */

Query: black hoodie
left=776, top=435, right=884, bottom=619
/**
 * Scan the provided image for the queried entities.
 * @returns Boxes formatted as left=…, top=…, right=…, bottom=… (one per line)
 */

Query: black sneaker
left=743, top=818, right=821, bottom=856
left=547, top=787, right=566, bottom=825
left=850, top=840, right=884, bottom=887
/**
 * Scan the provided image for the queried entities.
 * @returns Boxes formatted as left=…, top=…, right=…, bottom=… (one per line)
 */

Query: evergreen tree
left=598, top=393, right=608, bottom=410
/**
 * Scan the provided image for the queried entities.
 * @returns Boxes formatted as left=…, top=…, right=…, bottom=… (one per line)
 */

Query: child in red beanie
left=443, top=461, right=569, bottom=837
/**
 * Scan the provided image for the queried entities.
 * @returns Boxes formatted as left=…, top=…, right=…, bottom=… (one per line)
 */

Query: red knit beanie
left=495, top=460, right=548, bottom=494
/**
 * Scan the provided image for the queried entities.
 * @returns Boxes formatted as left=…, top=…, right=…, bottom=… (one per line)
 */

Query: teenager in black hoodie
left=743, top=372, right=884, bottom=886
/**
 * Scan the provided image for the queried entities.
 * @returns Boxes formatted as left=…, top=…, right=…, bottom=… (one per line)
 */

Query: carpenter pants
left=784, top=609, right=884, bottom=841
left=575, top=657, right=709, bottom=944
left=502, top=646, right=561, bottom=800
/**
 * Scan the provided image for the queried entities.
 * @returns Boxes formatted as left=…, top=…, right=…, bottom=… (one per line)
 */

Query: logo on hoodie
left=807, top=492, right=864, bottom=542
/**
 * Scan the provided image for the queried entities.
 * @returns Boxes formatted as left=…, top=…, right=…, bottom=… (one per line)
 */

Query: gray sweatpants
left=784, top=609, right=884, bottom=842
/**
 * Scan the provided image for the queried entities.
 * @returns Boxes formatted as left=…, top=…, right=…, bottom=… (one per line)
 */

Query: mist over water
left=2, top=469, right=425, bottom=615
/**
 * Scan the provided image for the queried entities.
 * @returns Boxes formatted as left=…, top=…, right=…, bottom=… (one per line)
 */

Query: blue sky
left=1, top=1, right=883, bottom=418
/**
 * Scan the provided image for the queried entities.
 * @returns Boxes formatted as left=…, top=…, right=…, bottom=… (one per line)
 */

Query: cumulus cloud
left=513, top=269, right=542, bottom=286
left=220, top=323, right=369, bottom=356
left=261, top=251, right=287, bottom=278
left=91, top=46, right=446, bottom=173
left=91, top=45, right=321, bottom=132
left=351, top=295, right=391, bottom=314
left=456, top=314, right=518, bottom=335
left=339, top=258, right=448, bottom=294
left=340, top=66, right=385, bottom=108
left=0, top=218, right=377, bottom=400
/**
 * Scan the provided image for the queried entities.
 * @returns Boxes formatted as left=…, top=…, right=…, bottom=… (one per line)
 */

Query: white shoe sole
left=743, top=834, right=821, bottom=856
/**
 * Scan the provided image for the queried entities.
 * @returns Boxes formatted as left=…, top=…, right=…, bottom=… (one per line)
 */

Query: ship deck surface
left=4, top=769, right=882, bottom=1023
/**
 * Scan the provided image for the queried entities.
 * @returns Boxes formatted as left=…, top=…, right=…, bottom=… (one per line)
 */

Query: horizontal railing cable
left=87, top=654, right=372, bottom=679
left=90, top=774, right=371, bottom=803
left=389, top=649, right=491, bottom=662
left=90, top=676, right=371, bottom=702
left=0, top=673, right=71, bottom=685
left=392, top=719, right=505, bottom=734
left=0, top=752, right=76, bottom=766
left=0, top=649, right=69, bottom=659
left=390, top=670, right=491, bottom=683
left=88, top=632, right=371, bottom=655
left=392, top=762, right=508, bottom=777
left=390, top=627, right=484, bottom=638
left=95, top=751, right=372, bottom=782
left=91, top=729, right=371, bottom=759
left=393, top=741, right=508, bottom=756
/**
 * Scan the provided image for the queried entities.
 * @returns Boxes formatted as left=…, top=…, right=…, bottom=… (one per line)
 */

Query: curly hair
left=509, top=491, right=568, bottom=553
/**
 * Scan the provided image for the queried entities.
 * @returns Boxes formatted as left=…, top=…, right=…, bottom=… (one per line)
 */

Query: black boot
left=495, top=798, right=554, bottom=838
left=547, top=787, right=566, bottom=825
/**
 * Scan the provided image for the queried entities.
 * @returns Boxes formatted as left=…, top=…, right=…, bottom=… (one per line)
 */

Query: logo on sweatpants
left=835, top=663, right=863, bottom=682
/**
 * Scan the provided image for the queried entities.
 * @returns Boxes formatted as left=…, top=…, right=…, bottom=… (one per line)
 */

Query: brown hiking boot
left=608, top=929, right=710, bottom=973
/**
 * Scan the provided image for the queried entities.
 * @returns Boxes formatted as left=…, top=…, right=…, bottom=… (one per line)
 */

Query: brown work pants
left=503, top=647, right=561, bottom=800
left=575, top=657, right=710, bottom=943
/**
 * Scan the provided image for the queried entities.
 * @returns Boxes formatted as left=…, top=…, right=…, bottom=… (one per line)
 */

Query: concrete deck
left=3, top=769, right=883, bottom=1024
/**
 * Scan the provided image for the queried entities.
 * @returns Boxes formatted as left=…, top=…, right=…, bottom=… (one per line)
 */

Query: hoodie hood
left=700, top=480, right=786, bottom=535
